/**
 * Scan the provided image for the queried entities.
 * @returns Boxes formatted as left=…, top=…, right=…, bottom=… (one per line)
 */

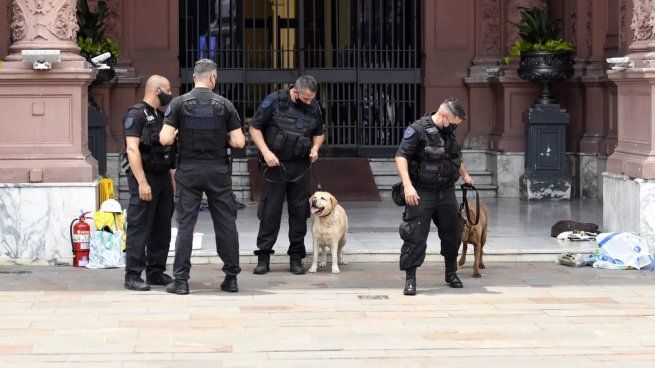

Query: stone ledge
left=1, top=247, right=591, bottom=266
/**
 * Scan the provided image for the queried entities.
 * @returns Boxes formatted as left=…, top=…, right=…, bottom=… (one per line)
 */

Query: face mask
left=443, top=124, right=456, bottom=134
left=294, top=91, right=312, bottom=108
left=157, top=90, right=173, bottom=106
left=211, top=75, right=219, bottom=93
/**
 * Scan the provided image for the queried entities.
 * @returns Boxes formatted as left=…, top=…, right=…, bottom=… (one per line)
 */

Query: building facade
left=1, top=0, right=655, bottom=261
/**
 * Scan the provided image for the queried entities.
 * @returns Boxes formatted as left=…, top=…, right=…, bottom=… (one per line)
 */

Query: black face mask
left=157, top=91, right=173, bottom=106
left=442, top=124, right=457, bottom=134
left=294, top=99, right=311, bottom=108
left=293, top=91, right=312, bottom=108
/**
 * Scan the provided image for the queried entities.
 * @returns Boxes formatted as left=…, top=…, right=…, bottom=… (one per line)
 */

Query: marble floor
left=180, top=198, right=604, bottom=258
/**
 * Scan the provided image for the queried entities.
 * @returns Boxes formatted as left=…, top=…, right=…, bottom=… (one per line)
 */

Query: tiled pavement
left=1, top=262, right=654, bottom=367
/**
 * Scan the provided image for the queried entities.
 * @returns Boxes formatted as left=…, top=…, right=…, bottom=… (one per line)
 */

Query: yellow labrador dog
left=308, top=191, right=348, bottom=273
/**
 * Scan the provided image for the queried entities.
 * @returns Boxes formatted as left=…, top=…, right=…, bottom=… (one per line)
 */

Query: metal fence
left=179, top=0, right=420, bottom=156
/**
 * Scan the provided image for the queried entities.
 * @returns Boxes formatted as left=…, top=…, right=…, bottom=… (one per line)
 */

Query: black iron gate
left=179, top=0, right=420, bottom=157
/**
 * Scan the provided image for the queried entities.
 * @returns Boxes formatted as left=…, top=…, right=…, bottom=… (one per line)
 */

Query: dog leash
left=259, top=155, right=325, bottom=192
left=311, top=163, right=323, bottom=191
left=260, top=158, right=312, bottom=184
left=460, top=183, right=480, bottom=226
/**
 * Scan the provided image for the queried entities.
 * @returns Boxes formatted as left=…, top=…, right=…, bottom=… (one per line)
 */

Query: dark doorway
left=179, top=0, right=420, bottom=157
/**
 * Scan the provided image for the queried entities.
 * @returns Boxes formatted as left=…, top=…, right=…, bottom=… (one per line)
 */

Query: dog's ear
left=308, top=192, right=315, bottom=206
left=329, top=193, right=338, bottom=208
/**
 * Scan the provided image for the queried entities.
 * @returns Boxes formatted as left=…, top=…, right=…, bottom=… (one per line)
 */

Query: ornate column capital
left=622, top=0, right=655, bottom=68
left=630, top=0, right=655, bottom=43
left=7, top=0, right=84, bottom=61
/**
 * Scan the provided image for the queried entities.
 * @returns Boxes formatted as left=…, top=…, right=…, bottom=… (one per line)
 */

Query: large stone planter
left=518, top=51, right=574, bottom=105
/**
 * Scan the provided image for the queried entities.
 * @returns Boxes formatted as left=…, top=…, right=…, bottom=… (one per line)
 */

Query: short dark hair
left=294, top=75, right=317, bottom=93
left=193, top=58, right=217, bottom=77
left=442, top=97, right=466, bottom=120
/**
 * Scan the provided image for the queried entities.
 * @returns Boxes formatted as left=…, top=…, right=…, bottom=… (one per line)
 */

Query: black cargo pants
left=256, top=159, right=311, bottom=259
left=399, top=185, right=464, bottom=270
left=172, top=163, right=241, bottom=280
left=125, top=170, right=173, bottom=281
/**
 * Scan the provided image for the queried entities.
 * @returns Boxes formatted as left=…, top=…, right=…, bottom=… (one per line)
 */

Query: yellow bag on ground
left=93, top=211, right=126, bottom=250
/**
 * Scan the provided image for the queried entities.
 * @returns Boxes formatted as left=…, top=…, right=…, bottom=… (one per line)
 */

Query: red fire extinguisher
left=70, top=211, right=92, bottom=267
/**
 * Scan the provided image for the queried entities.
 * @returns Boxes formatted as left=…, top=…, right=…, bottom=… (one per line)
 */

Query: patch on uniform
left=164, top=105, right=172, bottom=117
left=194, top=105, right=213, bottom=117
left=295, top=118, right=304, bottom=129
left=426, top=126, right=438, bottom=134
left=261, top=96, right=274, bottom=109
left=124, top=117, right=134, bottom=130
left=403, top=127, right=415, bottom=139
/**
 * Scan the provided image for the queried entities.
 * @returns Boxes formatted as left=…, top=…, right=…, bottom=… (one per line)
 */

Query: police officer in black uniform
left=395, top=98, right=474, bottom=296
left=123, top=75, right=176, bottom=291
left=249, top=75, right=325, bottom=275
left=159, top=59, right=246, bottom=295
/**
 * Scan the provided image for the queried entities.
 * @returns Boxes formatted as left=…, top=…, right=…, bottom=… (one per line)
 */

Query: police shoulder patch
left=164, top=105, right=172, bottom=117
left=403, top=126, right=415, bottom=139
left=261, top=96, right=275, bottom=109
left=124, top=117, right=134, bottom=130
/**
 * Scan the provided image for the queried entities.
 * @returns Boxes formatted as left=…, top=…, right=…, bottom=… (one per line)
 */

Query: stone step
left=158, top=248, right=573, bottom=265
left=369, top=151, right=488, bottom=172
left=378, top=184, right=498, bottom=198
left=373, top=171, right=493, bottom=186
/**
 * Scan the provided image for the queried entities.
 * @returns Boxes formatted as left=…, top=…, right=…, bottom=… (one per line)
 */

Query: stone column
left=579, top=0, right=608, bottom=153
left=0, top=5, right=9, bottom=60
left=604, top=0, right=655, bottom=247
left=0, top=0, right=97, bottom=262
left=488, top=0, right=543, bottom=152
left=463, top=0, right=502, bottom=150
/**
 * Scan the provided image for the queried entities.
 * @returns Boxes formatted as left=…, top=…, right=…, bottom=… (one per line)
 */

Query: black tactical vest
left=264, top=90, right=317, bottom=161
left=410, top=116, right=462, bottom=189
left=130, top=105, right=176, bottom=172
left=177, top=91, right=229, bottom=165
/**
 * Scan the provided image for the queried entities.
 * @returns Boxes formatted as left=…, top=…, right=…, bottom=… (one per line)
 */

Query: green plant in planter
left=76, top=0, right=120, bottom=62
left=504, top=6, right=573, bottom=64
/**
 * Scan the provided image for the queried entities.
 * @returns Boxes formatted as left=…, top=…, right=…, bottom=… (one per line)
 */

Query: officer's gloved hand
left=262, top=150, right=280, bottom=167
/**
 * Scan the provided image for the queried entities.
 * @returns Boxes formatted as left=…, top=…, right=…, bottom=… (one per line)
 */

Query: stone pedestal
left=602, top=0, right=655, bottom=246
left=0, top=65, right=98, bottom=182
left=519, top=104, right=571, bottom=200
left=605, top=69, right=655, bottom=179
left=603, top=173, right=655, bottom=248
left=0, top=0, right=98, bottom=262
left=0, top=182, right=97, bottom=263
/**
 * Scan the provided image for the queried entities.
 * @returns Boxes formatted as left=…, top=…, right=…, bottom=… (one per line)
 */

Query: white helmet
left=99, top=199, right=122, bottom=213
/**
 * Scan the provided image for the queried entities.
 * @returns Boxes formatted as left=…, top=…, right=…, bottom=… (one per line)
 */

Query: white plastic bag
left=86, top=230, right=125, bottom=269
left=596, top=232, right=654, bottom=270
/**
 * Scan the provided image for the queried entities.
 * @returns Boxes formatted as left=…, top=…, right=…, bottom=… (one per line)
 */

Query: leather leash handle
left=460, top=183, right=480, bottom=226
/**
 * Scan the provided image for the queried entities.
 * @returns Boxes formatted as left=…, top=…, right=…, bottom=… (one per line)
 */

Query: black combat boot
left=124, top=277, right=150, bottom=291
left=445, top=258, right=463, bottom=288
left=403, top=268, right=417, bottom=296
left=146, top=272, right=174, bottom=286
left=289, top=257, right=306, bottom=275
left=166, top=279, right=189, bottom=295
left=220, top=275, right=238, bottom=292
left=253, top=253, right=271, bottom=274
